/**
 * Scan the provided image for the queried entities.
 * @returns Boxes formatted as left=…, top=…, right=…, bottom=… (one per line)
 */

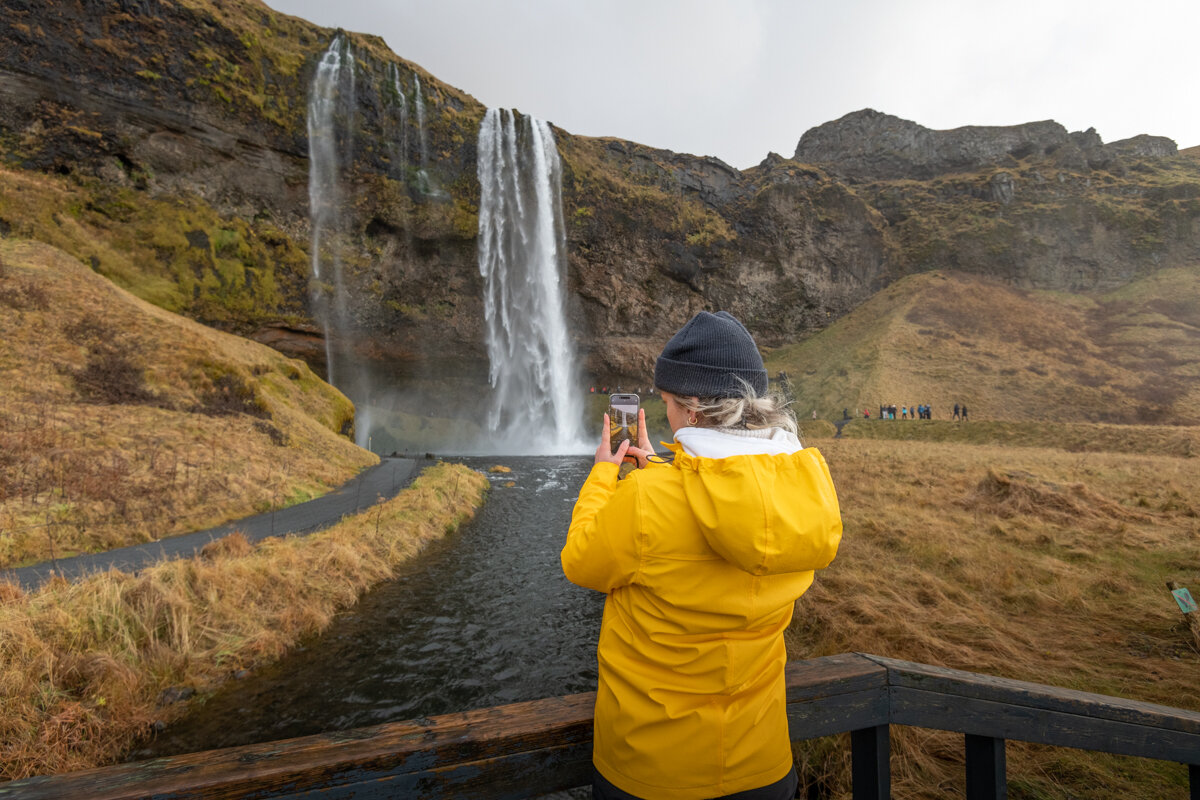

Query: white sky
left=264, top=0, right=1199, bottom=170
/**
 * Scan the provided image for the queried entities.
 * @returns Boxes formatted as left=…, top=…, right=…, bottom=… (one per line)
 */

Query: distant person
left=843, top=407, right=850, bottom=420
left=864, top=408, right=870, bottom=418
left=953, top=403, right=960, bottom=421
left=812, top=409, right=817, bottom=420
left=562, top=310, right=842, bottom=800
left=901, top=406, right=908, bottom=420
left=962, top=405, right=969, bottom=421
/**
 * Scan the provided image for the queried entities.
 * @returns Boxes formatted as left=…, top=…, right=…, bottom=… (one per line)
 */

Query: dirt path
left=2, top=457, right=424, bottom=591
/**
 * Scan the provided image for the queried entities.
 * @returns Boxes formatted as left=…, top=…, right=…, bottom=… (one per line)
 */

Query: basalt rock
left=795, top=109, right=1179, bottom=182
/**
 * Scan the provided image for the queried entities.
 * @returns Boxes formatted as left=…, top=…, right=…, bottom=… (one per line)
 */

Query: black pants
left=592, top=765, right=798, bottom=800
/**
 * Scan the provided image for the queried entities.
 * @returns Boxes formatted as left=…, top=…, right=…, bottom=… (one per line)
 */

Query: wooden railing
left=2, top=652, right=1198, bottom=799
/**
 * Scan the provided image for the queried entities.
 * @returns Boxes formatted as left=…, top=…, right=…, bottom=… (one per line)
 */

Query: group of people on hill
left=865, top=403, right=933, bottom=420
left=857, top=402, right=969, bottom=420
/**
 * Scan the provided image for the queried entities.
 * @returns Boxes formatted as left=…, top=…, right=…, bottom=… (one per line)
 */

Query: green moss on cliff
left=859, top=155, right=1200, bottom=275
left=558, top=136, right=736, bottom=250
left=0, top=165, right=310, bottom=332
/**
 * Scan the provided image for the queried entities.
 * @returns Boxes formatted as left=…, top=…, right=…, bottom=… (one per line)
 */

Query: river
left=131, top=456, right=602, bottom=759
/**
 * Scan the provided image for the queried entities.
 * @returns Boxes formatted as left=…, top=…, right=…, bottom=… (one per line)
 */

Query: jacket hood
left=668, top=441, right=842, bottom=576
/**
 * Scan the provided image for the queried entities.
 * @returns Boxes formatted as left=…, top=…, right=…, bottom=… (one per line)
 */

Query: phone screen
left=608, top=393, right=639, bottom=451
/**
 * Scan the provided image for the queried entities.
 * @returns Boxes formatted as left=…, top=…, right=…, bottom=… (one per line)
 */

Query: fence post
left=965, top=734, right=1006, bottom=800
left=851, top=724, right=890, bottom=800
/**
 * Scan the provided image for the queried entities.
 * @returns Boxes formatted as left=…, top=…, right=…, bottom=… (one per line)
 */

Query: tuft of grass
left=0, top=462, right=488, bottom=780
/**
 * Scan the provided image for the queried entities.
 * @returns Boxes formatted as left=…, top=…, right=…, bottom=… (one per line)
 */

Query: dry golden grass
left=0, top=461, right=488, bottom=780
left=0, top=238, right=375, bottom=567
left=767, top=268, right=1200, bottom=426
left=787, top=437, right=1200, bottom=799
left=840, top=418, right=1200, bottom=458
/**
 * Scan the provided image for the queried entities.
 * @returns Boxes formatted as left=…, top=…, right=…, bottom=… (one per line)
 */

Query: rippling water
left=133, top=456, right=602, bottom=758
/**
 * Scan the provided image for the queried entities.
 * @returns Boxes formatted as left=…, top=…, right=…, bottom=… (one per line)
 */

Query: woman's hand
left=595, top=413, right=630, bottom=467
left=595, top=410, right=654, bottom=469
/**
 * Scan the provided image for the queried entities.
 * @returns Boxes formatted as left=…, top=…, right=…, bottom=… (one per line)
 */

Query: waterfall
left=389, top=63, right=409, bottom=178
left=307, top=35, right=373, bottom=445
left=413, top=75, right=432, bottom=194
left=477, top=108, right=585, bottom=454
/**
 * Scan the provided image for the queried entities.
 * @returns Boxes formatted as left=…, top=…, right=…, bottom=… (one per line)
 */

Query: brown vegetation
left=0, top=461, right=488, bottom=780
left=786, top=437, right=1200, bottom=799
left=0, top=238, right=371, bottom=567
left=768, top=267, right=1200, bottom=426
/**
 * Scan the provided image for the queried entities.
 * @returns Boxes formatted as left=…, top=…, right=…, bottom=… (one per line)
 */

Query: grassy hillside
left=767, top=268, right=1200, bottom=425
left=0, top=237, right=376, bottom=568
left=788, top=435, right=1200, bottom=798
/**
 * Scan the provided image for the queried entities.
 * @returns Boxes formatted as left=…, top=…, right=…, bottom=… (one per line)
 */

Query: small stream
left=132, top=456, right=601, bottom=758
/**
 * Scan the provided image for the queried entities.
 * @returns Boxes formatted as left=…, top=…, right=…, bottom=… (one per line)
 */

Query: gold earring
left=687, top=414, right=698, bottom=426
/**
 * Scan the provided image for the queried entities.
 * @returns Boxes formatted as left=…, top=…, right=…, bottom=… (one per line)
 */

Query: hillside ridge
left=795, top=108, right=1177, bottom=181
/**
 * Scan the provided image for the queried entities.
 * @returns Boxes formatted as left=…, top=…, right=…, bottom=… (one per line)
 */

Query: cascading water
left=307, top=36, right=349, bottom=382
left=477, top=108, right=586, bottom=454
left=388, top=63, right=409, bottom=177
left=413, top=74, right=430, bottom=192
left=307, top=36, right=375, bottom=446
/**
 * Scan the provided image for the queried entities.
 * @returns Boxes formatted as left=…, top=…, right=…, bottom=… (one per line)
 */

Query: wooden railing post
left=851, top=724, right=890, bottom=800
left=965, top=734, right=1006, bottom=800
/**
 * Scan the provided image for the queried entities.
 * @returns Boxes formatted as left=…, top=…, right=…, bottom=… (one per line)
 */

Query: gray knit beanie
left=654, top=311, right=768, bottom=398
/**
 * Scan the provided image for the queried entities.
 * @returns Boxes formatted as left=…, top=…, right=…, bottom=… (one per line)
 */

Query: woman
left=562, top=311, right=843, bottom=800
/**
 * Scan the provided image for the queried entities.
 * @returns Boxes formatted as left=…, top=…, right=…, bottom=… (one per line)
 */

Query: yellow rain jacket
left=562, top=438, right=842, bottom=799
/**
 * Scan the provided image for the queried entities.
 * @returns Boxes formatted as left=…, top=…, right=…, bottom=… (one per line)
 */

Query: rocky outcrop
left=795, top=109, right=1178, bottom=181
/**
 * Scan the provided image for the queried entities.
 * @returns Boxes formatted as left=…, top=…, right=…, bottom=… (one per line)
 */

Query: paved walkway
left=2, top=457, right=423, bottom=591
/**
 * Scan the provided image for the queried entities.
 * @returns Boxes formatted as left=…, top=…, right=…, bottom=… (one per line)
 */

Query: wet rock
left=158, top=686, right=196, bottom=706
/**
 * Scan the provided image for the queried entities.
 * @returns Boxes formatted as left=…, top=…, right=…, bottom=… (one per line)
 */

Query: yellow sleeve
left=561, top=462, right=643, bottom=594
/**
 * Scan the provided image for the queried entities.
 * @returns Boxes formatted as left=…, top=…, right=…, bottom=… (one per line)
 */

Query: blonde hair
left=676, top=378, right=797, bottom=435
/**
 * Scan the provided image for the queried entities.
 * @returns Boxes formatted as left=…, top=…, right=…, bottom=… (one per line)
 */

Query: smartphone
left=608, top=393, right=640, bottom=452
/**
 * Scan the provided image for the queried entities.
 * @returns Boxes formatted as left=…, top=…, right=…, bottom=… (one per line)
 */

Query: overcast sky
left=264, top=0, right=1198, bottom=170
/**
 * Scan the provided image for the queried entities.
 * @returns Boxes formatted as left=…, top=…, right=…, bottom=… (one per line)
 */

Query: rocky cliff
left=2, top=0, right=1198, bottom=403
left=795, top=108, right=1178, bottom=181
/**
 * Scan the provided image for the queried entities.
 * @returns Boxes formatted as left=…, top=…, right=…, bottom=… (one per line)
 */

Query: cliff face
left=795, top=109, right=1179, bottom=181
left=2, top=1, right=1199, bottom=394
left=795, top=110, right=1200, bottom=294
left=557, top=137, right=897, bottom=377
